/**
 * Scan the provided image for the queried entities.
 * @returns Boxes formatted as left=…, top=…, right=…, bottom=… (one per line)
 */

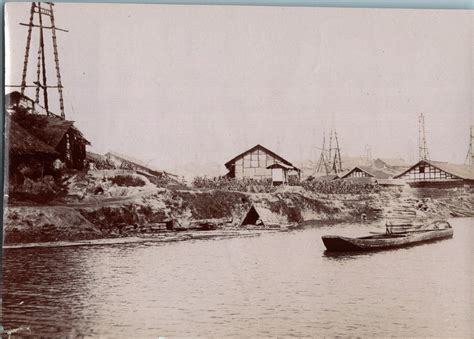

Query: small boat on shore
left=322, top=220, right=453, bottom=252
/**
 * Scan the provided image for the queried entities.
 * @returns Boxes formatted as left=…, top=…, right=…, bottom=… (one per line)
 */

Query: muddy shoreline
left=3, top=185, right=473, bottom=249
left=2, top=229, right=283, bottom=250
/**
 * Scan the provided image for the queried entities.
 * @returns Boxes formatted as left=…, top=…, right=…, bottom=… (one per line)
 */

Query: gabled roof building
left=341, top=166, right=397, bottom=180
left=224, top=144, right=300, bottom=184
left=6, top=92, right=90, bottom=170
left=394, top=160, right=474, bottom=187
left=373, top=158, right=409, bottom=170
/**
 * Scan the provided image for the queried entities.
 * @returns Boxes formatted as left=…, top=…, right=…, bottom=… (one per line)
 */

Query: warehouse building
left=394, top=160, right=474, bottom=187
left=224, top=144, right=300, bottom=185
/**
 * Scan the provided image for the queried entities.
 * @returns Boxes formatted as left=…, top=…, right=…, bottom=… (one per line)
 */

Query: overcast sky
left=5, top=3, right=472, bottom=174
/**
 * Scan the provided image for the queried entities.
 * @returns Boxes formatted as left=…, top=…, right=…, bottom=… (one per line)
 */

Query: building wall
left=232, top=148, right=283, bottom=179
left=398, top=163, right=461, bottom=182
left=57, top=131, right=87, bottom=170
left=346, top=168, right=372, bottom=178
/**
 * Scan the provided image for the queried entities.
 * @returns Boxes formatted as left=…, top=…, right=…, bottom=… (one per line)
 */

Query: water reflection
left=2, top=218, right=473, bottom=337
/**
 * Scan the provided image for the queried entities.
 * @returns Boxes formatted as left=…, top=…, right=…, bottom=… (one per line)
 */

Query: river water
left=2, top=218, right=473, bottom=337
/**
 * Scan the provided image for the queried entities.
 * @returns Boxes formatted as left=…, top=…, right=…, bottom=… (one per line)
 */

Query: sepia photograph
left=1, top=1, right=473, bottom=337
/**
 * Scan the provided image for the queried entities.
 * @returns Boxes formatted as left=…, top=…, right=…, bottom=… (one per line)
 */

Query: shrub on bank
left=171, top=190, right=250, bottom=220
left=192, top=176, right=275, bottom=193
left=302, top=179, right=381, bottom=194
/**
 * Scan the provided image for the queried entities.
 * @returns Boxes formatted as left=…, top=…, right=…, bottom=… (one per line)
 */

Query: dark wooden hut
left=12, top=115, right=90, bottom=170
left=6, top=92, right=90, bottom=170
left=7, top=120, right=59, bottom=185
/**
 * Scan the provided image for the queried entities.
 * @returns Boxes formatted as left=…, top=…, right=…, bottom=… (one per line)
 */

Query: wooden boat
left=322, top=220, right=453, bottom=252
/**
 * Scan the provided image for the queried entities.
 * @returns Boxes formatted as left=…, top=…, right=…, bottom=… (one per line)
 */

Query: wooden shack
left=6, top=92, right=90, bottom=170
left=224, top=144, right=300, bottom=184
left=26, top=116, right=90, bottom=170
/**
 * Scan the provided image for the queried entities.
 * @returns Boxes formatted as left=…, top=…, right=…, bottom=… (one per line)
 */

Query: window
left=419, top=166, right=425, bottom=173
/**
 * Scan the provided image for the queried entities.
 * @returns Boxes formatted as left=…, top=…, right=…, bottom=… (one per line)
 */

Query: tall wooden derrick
left=315, top=127, right=343, bottom=175
left=16, top=2, right=68, bottom=119
left=418, top=113, right=430, bottom=161
left=330, top=128, right=343, bottom=174
left=315, top=132, right=329, bottom=174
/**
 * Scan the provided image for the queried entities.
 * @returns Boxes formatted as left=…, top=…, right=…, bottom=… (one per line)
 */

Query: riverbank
left=3, top=176, right=474, bottom=246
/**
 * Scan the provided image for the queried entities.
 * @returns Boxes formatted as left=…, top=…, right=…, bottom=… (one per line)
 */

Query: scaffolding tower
left=17, top=2, right=68, bottom=119
left=315, top=132, right=329, bottom=174
left=315, top=127, right=342, bottom=175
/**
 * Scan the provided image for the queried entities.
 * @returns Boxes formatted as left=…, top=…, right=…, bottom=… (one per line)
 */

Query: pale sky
left=5, top=3, right=472, bottom=175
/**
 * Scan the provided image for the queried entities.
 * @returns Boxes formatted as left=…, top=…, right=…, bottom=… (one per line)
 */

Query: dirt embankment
left=4, top=206, right=101, bottom=243
left=3, top=177, right=474, bottom=244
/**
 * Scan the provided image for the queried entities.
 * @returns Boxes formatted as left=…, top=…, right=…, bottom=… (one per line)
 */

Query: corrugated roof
left=394, top=160, right=474, bottom=180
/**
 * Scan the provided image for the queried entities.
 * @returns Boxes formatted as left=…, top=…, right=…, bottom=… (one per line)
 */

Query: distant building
left=341, top=166, right=396, bottom=180
left=224, top=144, right=300, bottom=185
left=105, top=151, right=176, bottom=179
left=340, top=166, right=405, bottom=186
left=373, top=158, right=408, bottom=171
left=394, top=160, right=474, bottom=187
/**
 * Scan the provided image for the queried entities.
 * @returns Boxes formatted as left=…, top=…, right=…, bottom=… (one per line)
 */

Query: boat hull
left=322, top=228, right=453, bottom=252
